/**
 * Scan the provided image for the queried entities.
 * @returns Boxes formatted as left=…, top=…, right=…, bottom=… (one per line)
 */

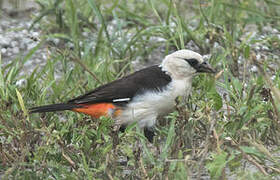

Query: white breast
left=115, top=78, right=192, bottom=128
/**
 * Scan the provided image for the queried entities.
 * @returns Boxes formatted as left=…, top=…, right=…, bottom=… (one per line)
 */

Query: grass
left=1, top=0, right=280, bottom=179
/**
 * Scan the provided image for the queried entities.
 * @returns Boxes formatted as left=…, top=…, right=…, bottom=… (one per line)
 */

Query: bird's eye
left=185, top=58, right=199, bottom=67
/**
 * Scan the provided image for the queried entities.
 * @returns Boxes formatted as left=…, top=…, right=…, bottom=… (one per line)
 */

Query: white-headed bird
left=30, top=49, right=216, bottom=142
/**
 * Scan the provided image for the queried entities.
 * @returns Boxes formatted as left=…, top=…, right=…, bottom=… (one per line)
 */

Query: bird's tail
left=29, top=103, right=82, bottom=114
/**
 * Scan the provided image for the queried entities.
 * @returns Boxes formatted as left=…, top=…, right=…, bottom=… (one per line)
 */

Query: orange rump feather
left=72, top=103, right=121, bottom=118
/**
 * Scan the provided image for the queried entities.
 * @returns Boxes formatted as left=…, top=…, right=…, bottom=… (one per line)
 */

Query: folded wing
left=68, top=65, right=172, bottom=105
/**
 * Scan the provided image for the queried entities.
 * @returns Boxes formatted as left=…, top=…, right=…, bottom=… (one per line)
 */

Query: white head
left=161, top=49, right=215, bottom=79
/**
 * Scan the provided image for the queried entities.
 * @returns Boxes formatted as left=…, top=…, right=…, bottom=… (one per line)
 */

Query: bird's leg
left=119, top=124, right=127, bottom=133
left=144, top=127, right=155, bottom=143
left=119, top=124, right=155, bottom=142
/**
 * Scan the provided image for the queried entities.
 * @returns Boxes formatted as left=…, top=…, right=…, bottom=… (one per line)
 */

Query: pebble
left=238, top=56, right=244, bottom=64
left=19, top=43, right=26, bottom=50
left=7, top=51, right=12, bottom=57
left=262, top=45, right=269, bottom=51
left=11, top=41, right=19, bottom=47
left=272, top=29, right=278, bottom=34
left=53, top=38, right=60, bottom=45
left=27, top=42, right=38, bottom=49
left=250, top=65, right=258, bottom=73
left=32, top=31, right=39, bottom=37
left=13, top=47, right=20, bottom=54
left=16, top=79, right=26, bottom=86
left=22, top=29, right=28, bottom=34
left=82, top=31, right=89, bottom=37
left=1, top=48, right=7, bottom=54
left=213, top=42, right=220, bottom=48
left=42, top=54, right=47, bottom=60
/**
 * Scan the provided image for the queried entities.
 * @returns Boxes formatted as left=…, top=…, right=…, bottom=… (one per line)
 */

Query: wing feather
left=68, top=65, right=172, bottom=104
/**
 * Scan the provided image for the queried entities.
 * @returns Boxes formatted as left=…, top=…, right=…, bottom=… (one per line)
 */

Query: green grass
left=1, top=0, right=280, bottom=179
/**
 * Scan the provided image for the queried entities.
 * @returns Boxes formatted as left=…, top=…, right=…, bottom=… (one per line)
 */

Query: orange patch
left=72, top=103, right=121, bottom=118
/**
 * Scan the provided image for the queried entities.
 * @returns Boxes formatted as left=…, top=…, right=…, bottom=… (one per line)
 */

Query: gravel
left=0, top=3, right=49, bottom=77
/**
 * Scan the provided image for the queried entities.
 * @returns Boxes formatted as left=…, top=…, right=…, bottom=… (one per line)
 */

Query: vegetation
left=1, top=0, right=280, bottom=179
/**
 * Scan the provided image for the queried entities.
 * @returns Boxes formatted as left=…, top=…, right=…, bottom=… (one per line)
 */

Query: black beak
left=196, top=62, right=216, bottom=73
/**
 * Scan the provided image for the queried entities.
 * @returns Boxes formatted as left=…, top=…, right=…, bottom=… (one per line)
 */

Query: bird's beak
left=196, top=62, right=216, bottom=73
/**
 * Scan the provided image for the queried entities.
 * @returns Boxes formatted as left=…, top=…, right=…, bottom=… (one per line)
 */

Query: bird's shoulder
left=68, top=65, right=172, bottom=104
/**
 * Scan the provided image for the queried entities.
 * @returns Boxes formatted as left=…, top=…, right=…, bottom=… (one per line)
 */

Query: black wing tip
left=29, top=103, right=81, bottom=114
left=29, top=106, right=50, bottom=114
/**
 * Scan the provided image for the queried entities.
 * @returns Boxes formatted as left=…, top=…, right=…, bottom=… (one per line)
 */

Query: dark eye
left=185, top=58, right=199, bottom=67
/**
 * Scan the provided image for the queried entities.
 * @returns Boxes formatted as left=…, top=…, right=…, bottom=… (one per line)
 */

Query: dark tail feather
left=29, top=103, right=82, bottom=114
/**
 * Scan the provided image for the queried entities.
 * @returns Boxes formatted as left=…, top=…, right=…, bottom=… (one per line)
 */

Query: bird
left=29, top=49, right=215, bottom=142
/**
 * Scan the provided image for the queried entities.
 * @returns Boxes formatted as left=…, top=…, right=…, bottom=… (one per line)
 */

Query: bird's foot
left=119, top=124, right=127, bottom=133
left=144, top=127, right=155, bottom=143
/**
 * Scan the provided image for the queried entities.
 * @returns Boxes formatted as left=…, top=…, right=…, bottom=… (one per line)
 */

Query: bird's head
left=161, top=49, right=216, bottom=79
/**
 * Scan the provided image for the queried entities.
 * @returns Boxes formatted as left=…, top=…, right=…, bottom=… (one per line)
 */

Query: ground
left=1, top=0, right=280, bottom=179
